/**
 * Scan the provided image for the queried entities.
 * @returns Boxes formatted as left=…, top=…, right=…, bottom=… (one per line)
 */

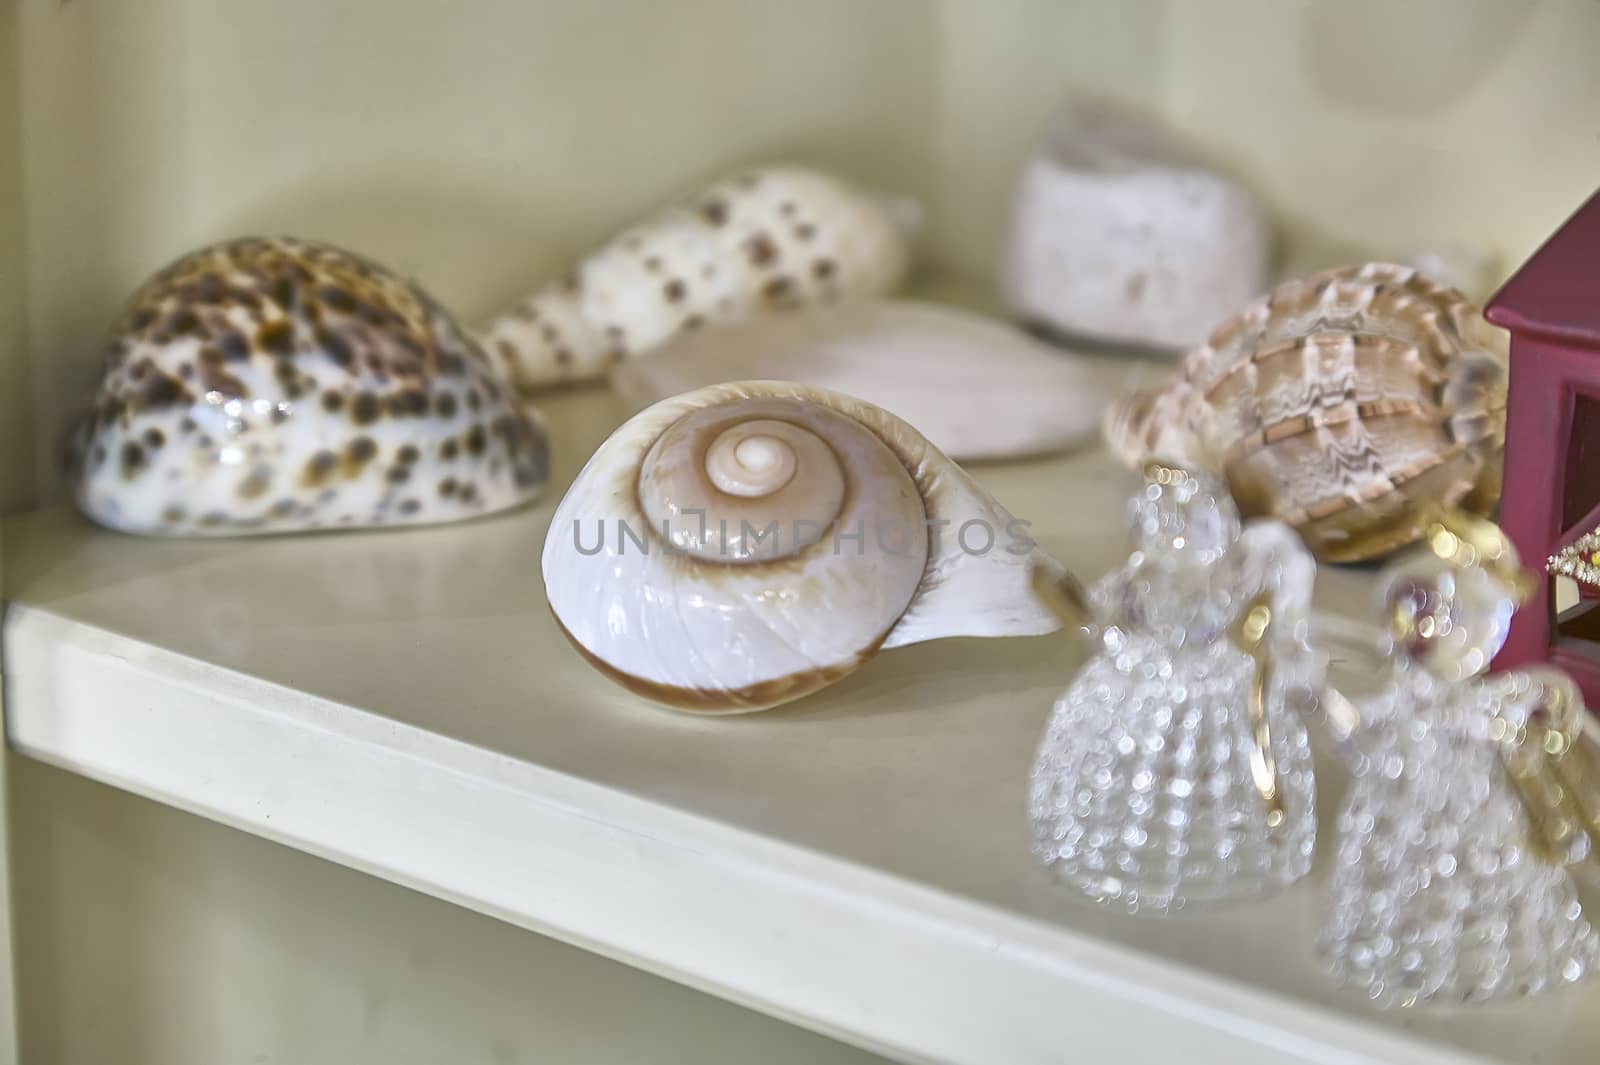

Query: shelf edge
left=3, top=602, right=1496, bottom=1065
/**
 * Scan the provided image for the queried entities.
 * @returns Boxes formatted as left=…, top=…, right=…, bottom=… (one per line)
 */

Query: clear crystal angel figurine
left=1319, top=512, right=1600, bottom=1007
left=1029, top=463, right=1324, bottom=914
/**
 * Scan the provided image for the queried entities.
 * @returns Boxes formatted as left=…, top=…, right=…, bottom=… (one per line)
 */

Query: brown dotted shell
left=479, top=166, right=916, bottom=390
left=67, top=237, right=547, bottom=536
left=1104, top=263, right=1508, bottom=563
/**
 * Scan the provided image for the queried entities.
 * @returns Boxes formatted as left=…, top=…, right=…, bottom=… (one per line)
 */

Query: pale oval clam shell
left=542, top=380, right=1065, bottom=712
left=611, top=300, right=1136, bottom=462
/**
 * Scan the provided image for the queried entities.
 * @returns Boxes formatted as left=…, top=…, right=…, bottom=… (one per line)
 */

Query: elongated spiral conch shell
left=542, top=381, right=1068, bottom=712
left=67, top=237, right=548, bottom=536
left=1104, top=263, right=1508, bottom=563
left=479, top=165, right=917, bottom=391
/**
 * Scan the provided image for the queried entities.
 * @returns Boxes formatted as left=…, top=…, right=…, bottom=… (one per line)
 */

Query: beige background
left=2, top=1, right=1599, bottom=1061
left=7, top=0, right=1600, bottom=512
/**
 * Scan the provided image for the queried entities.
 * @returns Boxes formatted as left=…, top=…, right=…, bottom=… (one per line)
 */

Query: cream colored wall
left=1160, top=0, right=1600, bottom=271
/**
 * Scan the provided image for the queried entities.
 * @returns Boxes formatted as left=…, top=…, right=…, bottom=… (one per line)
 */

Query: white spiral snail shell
left=543, top=381, right=1065, bottom=712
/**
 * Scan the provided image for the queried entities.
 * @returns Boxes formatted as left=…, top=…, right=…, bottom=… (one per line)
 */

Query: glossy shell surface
left=69, top=237, right=547, bottom=536
left=542, top=380, right=1063, bottom=712
left=1105, top=263, right=1508, bottom=562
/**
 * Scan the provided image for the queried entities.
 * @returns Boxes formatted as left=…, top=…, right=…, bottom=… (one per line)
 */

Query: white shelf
left=5, top=385, right=1597, bottom=1065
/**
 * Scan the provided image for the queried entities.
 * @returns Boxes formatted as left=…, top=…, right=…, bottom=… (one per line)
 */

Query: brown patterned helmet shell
left=1103, top=263, right=1508, bottom=563
left=67, top=237, right=547, bottom=536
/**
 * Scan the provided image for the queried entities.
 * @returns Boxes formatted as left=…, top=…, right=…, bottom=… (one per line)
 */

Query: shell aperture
left=68, top=237, right=548, bottom=536
left=542, top=381, right=1064, bottom=712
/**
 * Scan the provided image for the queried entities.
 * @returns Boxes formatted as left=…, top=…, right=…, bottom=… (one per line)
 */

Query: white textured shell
left=610, top=300, right=1134, bottom=462
left=480, top=166, right=916, bottom=390
left=68, top=237, right=548, bottom=537
left=543, top=380, right=1063, bottom=712
left=1001, top=99, right=1273, bottom=352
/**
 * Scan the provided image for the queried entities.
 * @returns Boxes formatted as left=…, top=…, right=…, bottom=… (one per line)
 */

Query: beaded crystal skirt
left=1030, top=628, right=1317, bottom=914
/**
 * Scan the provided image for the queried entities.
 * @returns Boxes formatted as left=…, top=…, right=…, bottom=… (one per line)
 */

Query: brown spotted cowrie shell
left=66, top=237, right=548, bottom=536
left=479, top=166, right=918, bottom=390
left=542, top=381, right=1068, bottom=713
left=1104, top=263, right=1508, bottom=563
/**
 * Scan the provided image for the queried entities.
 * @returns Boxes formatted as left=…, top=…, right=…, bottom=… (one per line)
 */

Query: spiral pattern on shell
left=543, top=381, right=1061, bottom=712
left=1104, top=263, right=1509, bottom=563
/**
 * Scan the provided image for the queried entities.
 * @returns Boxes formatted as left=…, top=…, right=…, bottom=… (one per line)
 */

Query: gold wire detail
left=1422, top=508, right=1535, bottom=605
left=1229, top=591, right=1287, bottom=830
left=1497, top=677, right=1600, bottom=867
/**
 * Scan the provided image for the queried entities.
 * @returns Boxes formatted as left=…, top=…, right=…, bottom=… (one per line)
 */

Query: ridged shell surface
left=480, top=166, right=915, bottom=390
left=1105, top=263, right=1508, bottom=562
left=542, top=380, right=1062, bottom=712
left=69, top=237, right=548, bottom=536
